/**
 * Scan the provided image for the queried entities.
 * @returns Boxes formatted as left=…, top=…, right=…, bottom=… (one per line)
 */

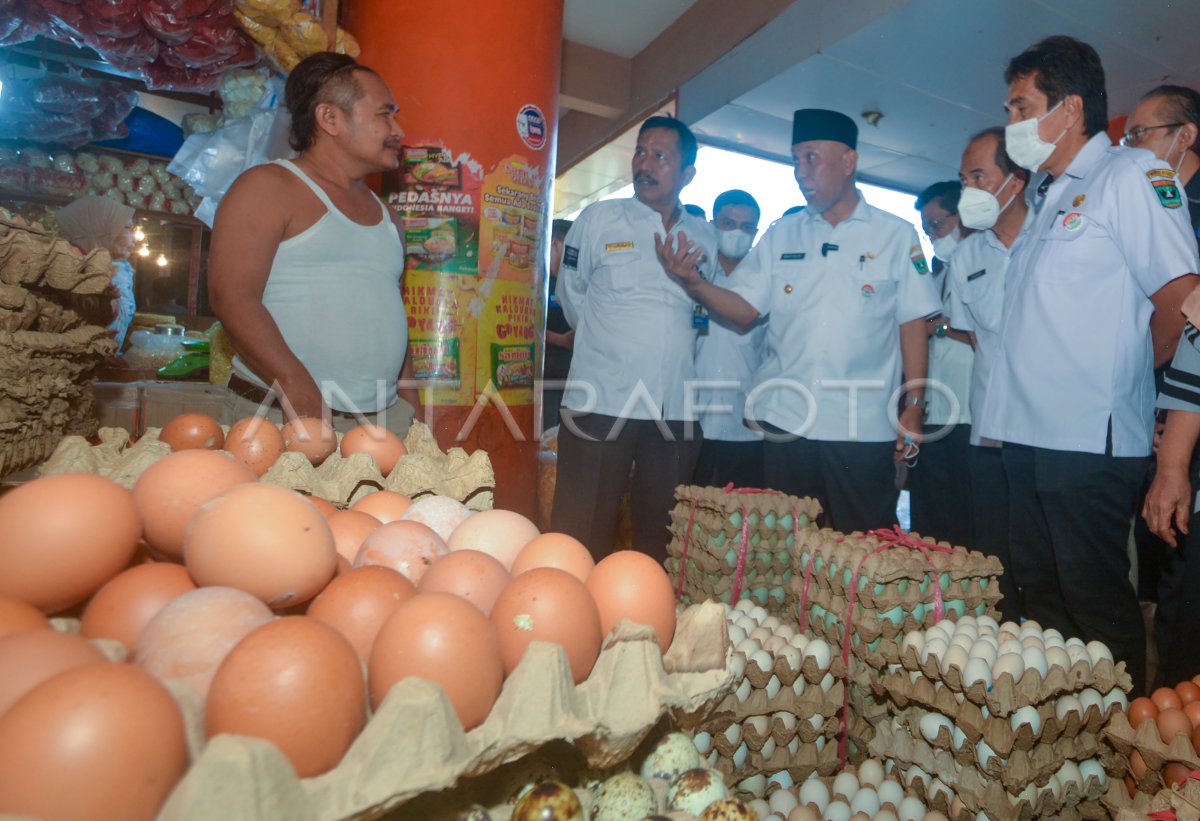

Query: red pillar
left=346, top=0, right=563, bottom=518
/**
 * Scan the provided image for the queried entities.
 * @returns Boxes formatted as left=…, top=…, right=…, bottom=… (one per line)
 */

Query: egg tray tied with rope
left=665, top=484, right=823, bottom=617
left=1102, top=674, right=1200, bottom=809
left=866, top=617, right=1131, bottom=820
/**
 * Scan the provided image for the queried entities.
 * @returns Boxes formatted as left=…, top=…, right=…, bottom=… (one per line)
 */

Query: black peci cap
left=792, top=108, right=858, bottom=149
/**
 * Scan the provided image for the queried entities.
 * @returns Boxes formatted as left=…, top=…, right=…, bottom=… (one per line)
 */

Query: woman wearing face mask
left=55, top=195, right=138, bottom=349
left=906, top=181, right=975, bottom=549
left=691, top=189, right=768, bottom=489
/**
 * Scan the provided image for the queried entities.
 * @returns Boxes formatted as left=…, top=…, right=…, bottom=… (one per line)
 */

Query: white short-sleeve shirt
left=926, top=260, right=974, bottom=427
left=977, top=134, right=1200, bottom=456
left=947, top=229, right=1013, bottom=446
left=557, top=197, right=718, bottom=421
left=726, top=195, right=942, bottom=442
left=694, top=257, right=769, bottom=442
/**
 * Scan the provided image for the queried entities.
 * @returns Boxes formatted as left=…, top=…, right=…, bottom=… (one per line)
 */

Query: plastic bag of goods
left=82, top=0, right=142, bottom=39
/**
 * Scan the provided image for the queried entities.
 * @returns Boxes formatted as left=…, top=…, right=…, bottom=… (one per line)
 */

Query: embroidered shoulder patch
left=910, top=244, right=929, bottom=275
left=1152, top=178, right=1183, bottom=209
left=563, top=245, right=579, bottom=268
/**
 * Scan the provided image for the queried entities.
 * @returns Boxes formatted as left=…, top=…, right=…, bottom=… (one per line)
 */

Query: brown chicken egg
left=0, top=593, right=49, bottom=639
left=1152, top=686, right=1184, bottom=712
left=328, top=509, right=383, bottom=564
left=1164, top=762, right=1193, bottom=789
left=307, top=495, right=339, bottom=518
left=80, top=562, right=197, bottom=651
left=418, top=550, right=510, bottom=616
left=1157, top=708, right=1193, bottom=745
left=132, top=449, right=257, bottom=560
left=184, top=483, right=337, bottom=608
left=224, top=416, right=285, bottom=476
left=1128, top=697, right=1158, bottom=729
left=307, top=565, right=417, bottom=661
left=206, top=616, right=366, bottom=778
left=355, top=520, right=449, bottom=585
left=510, top=533, right=595, bottom=582
left=0, top=628, right=107, bottom=718
left=1177, top=681, right=1200, bottom=706
left=281, top=416, right=338, bottom=465
left=586, top=550, right=677, bottom=652
left=369, top=592, right=505, bottom=729
left=159, top=411, right=225, bottom=451
left=134, top=585, right=274, bottom=700
left=0, top=473, right=142, bottom=613
left=490, top=567, right=602, bottom=684
left=340, top=423, right=408, bottom=475
left=0, top=661, right=188, bottom=821
left=448, top=509, right=540, bottom=570
left=351, top=489, right=412, bottom=523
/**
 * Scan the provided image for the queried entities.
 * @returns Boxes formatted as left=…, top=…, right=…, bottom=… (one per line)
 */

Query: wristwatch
left=905, top=394, right=929, bottom=413
left=934, top=320, right=949, bottom=338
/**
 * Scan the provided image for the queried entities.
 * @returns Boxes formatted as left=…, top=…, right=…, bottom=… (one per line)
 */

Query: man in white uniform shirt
left=909, top=181, right=975, bottom=548
left=945, top=126, right=1031, bottom=622
left=693, top=189, right=767, bottom=490
left=979, top=36, right=1199, bottom=694
left=551, top=116, right=717, bottom=562
left=658, top=109, right=941, bottom=533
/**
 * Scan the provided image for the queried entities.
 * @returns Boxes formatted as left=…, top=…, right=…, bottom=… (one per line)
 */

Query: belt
left=226, top=374, right=362, bottom=419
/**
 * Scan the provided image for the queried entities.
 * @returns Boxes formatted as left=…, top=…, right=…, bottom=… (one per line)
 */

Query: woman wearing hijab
left=55, top=196, right=137, bottom=348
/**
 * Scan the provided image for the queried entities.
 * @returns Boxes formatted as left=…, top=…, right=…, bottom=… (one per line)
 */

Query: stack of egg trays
left=665, top=485, right=821, bottom=616
left=1103, top=707, right=1200, bottom=797
left=791, top=527, right=1003, bottom=668
left=866, top=628, right=1131, bottom=818
left=691, top=603, right=844, bottom=787
left=870, top=717, right=1113, bottom=820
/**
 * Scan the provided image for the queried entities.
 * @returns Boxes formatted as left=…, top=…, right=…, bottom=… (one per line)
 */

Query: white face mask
left=1005, top=101, right=1068, bottom=172
left=716, top=227, right=754, bottom=259
left=1164, top=127, right=1185, bottom=176
left=931, top=227, right=961, bottom=261
left=958, top=174, right=1017, bottom=230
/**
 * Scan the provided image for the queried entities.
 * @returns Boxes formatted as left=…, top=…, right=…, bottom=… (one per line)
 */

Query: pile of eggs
left=0, top=417, right=683, bottom=820
left=1124, top=675, right=1200, bottom=792
left=898, top=616, right=1124, bottom=699
left=690, top=599, right=840, bottom=782
left=738, top=759, right=939, bottom=821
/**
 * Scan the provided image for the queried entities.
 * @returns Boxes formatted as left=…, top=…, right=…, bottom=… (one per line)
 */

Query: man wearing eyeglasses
left=1135, top=84, right=1200, bottom=687
left=978, top=37, right=1199, bottom=696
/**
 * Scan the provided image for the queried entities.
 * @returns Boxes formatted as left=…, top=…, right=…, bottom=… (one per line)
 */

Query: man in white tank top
left=209, top=52, right=417, bottom=434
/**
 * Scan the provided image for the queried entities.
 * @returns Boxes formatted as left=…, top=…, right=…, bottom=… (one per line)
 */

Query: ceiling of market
left=555, top=0, right=1200, bottom=215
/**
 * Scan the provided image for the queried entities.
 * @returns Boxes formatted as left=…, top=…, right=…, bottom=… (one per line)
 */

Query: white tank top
left=232, top=159, right=407, bottom=413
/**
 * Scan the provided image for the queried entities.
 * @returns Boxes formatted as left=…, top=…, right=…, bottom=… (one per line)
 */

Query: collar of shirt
left=802, top=191, right=871, bottom=228
left=627, top=195, right=707, bottom=236
left=1060, top=132, right=1115, bottom=182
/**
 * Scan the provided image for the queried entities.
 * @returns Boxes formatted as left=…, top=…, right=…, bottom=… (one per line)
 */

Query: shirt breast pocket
left=1037, top=217, right=1102, bottom=285
left=959, top=271, right=992, bottom=305
left=597, top=250, right=641, bottom=293
left=851, top=268, right=897, bottom=317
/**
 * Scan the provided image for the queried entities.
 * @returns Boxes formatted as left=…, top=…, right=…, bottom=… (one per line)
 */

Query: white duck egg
left=778, top=645, right=803, bottom=672
left=739, top=775, right=767, bottom=800
left=1086, top=640, right=1114, bottom=666
left=922, top=637, right=948, bottom=666
left=747, top=605, right=769, bottom=624
left=901, top=631, right=925, bottom=658
left=774, top=623, right=795, bottom=641
left=773, top=711, right=797, bottom=732
left=950, top=633, right=975, bottom=653
left=918, top=713, right=954, bottom=744
left=763, top=635, right=789, bottom=654
left=736, top=637, right=762, bottom=657
left=744, top=715, right=768, bottom=736
left=1058, top=760, right=1083, bottom=795
left=1045, top=646, right=1072, bottom=674
left=941, top=645, right=969, bottom=676
left=975, top=737, right=996, bottom=769
left=768, top=789, right=798, bottom=816
left=824, top=799, right=852, bottom=821
left=998, top=638, right=1024, bottom=657
left=857, top=758, right=885, bottom=789
left=803, top=638, right=832, bottom=670
left=820, top=672, right=835, bottom=692
left=760, top=736, right=776, bottom=760
left=692, top=730, right=713, bottom=755
left=1010, top=705, right=1042, bottom=735
left=1021, top=646, right=1049, bottom=679
left=849, top=787, right=880, bottom=817
left=963, top=658, right=994, bottom=689
left=992, top=653, right=1025, bottom=681
left=735, top=678, right=752, bottom=702
left=1102, top=687, right=1128, bottom=712
left=729, top=653, right=747, bottom=680
left=734, top=598, right=756, bottom=614
left=969, top=640, right=997, bottom=666
left=761, top=615, right=781, bottom=631
left=877, top=779, right=904, bottom=808
left=750, top=626, right=774, bottom=644
left=1017, top=619, right=1043, bottom=638
left=1020, top=634, right=1045, bottom=651
left=750, top=649, right=775, bottom=672
left=732, top=740, right=749, bottom=768
left=1078, top=687, right=1104, bottom=713
left=767, top=770, right=794, bottom=791
left=748, top=798, right=770, bottom=818
left=1079, top=757, right=1107, bottom=789
left=723, top=723, right=743, bottom=746
left=792, top=676, right=806, bottom=696
left=789, top=632, right=809, bottom=651
left=766, top=674, right=782, bottom=698
left=1055, top=694, right=1083, bottom=723
left=832, top=770, right=859, bottom=800
left=727, top=623, right=748, bottom=645
left=897, top=795, right=927, bottom=821
left=798, top=777, right=830, bottom=812
left=905, top=765, right=929, bottom=790
left=976, top=614, right=999, bottom=633
left=1066, top=642, right=1090, bottom=666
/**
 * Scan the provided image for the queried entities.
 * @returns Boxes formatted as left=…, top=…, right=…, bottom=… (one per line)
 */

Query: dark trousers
left=1002, top=443, right=1148, bottom=696
left=967, top=444, right=1020, bottom=622
left=550, top=411, right=703, bottom=563
left=762, top=432, right=898, bottom=534
left=908, top=423, right=974, bottom=547
left=693, top=438, right=765, bottom=490
left=1155, top=509, right=1200, bottom=687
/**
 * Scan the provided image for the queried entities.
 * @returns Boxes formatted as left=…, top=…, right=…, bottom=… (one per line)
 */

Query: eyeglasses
left=1121, top=123, right=1183, bottom=147
left=922, top=215, right=955, bottom=237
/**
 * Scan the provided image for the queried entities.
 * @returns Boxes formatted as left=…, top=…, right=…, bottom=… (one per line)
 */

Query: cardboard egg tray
left=39, top=420, right=495, bottom=510
left=1102, top=768, right=1200, bottom=820
left=891, top=642, right=1131, bottom=717
left=1103, top=709, right=1200, bottom=795
left=665, top=485, right=822, bottom=615
left=704, top=728, right=843, bottom=784
left=792, top=528, right=1003, bottom=668
left=874, top=720, right=1113, bottom=820
left=157, top=603, right=736, bottom=821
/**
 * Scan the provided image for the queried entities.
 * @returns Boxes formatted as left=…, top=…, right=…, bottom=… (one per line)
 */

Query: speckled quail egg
left=641, top=732, right=702, bottom=782
left=511, top=781, right=584, bottom=821
left=591, top=772, right=657, bottom=821
left=699, top=797, right=759, bottom=820
left=668, top=768, right=728, bottom=816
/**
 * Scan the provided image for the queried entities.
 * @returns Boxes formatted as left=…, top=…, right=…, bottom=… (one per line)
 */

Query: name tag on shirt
left=605, top=241, right=635, bottom=252
left=781, top=252, right=806, bottom=260
left=967, top=269, right=987, bottom=282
